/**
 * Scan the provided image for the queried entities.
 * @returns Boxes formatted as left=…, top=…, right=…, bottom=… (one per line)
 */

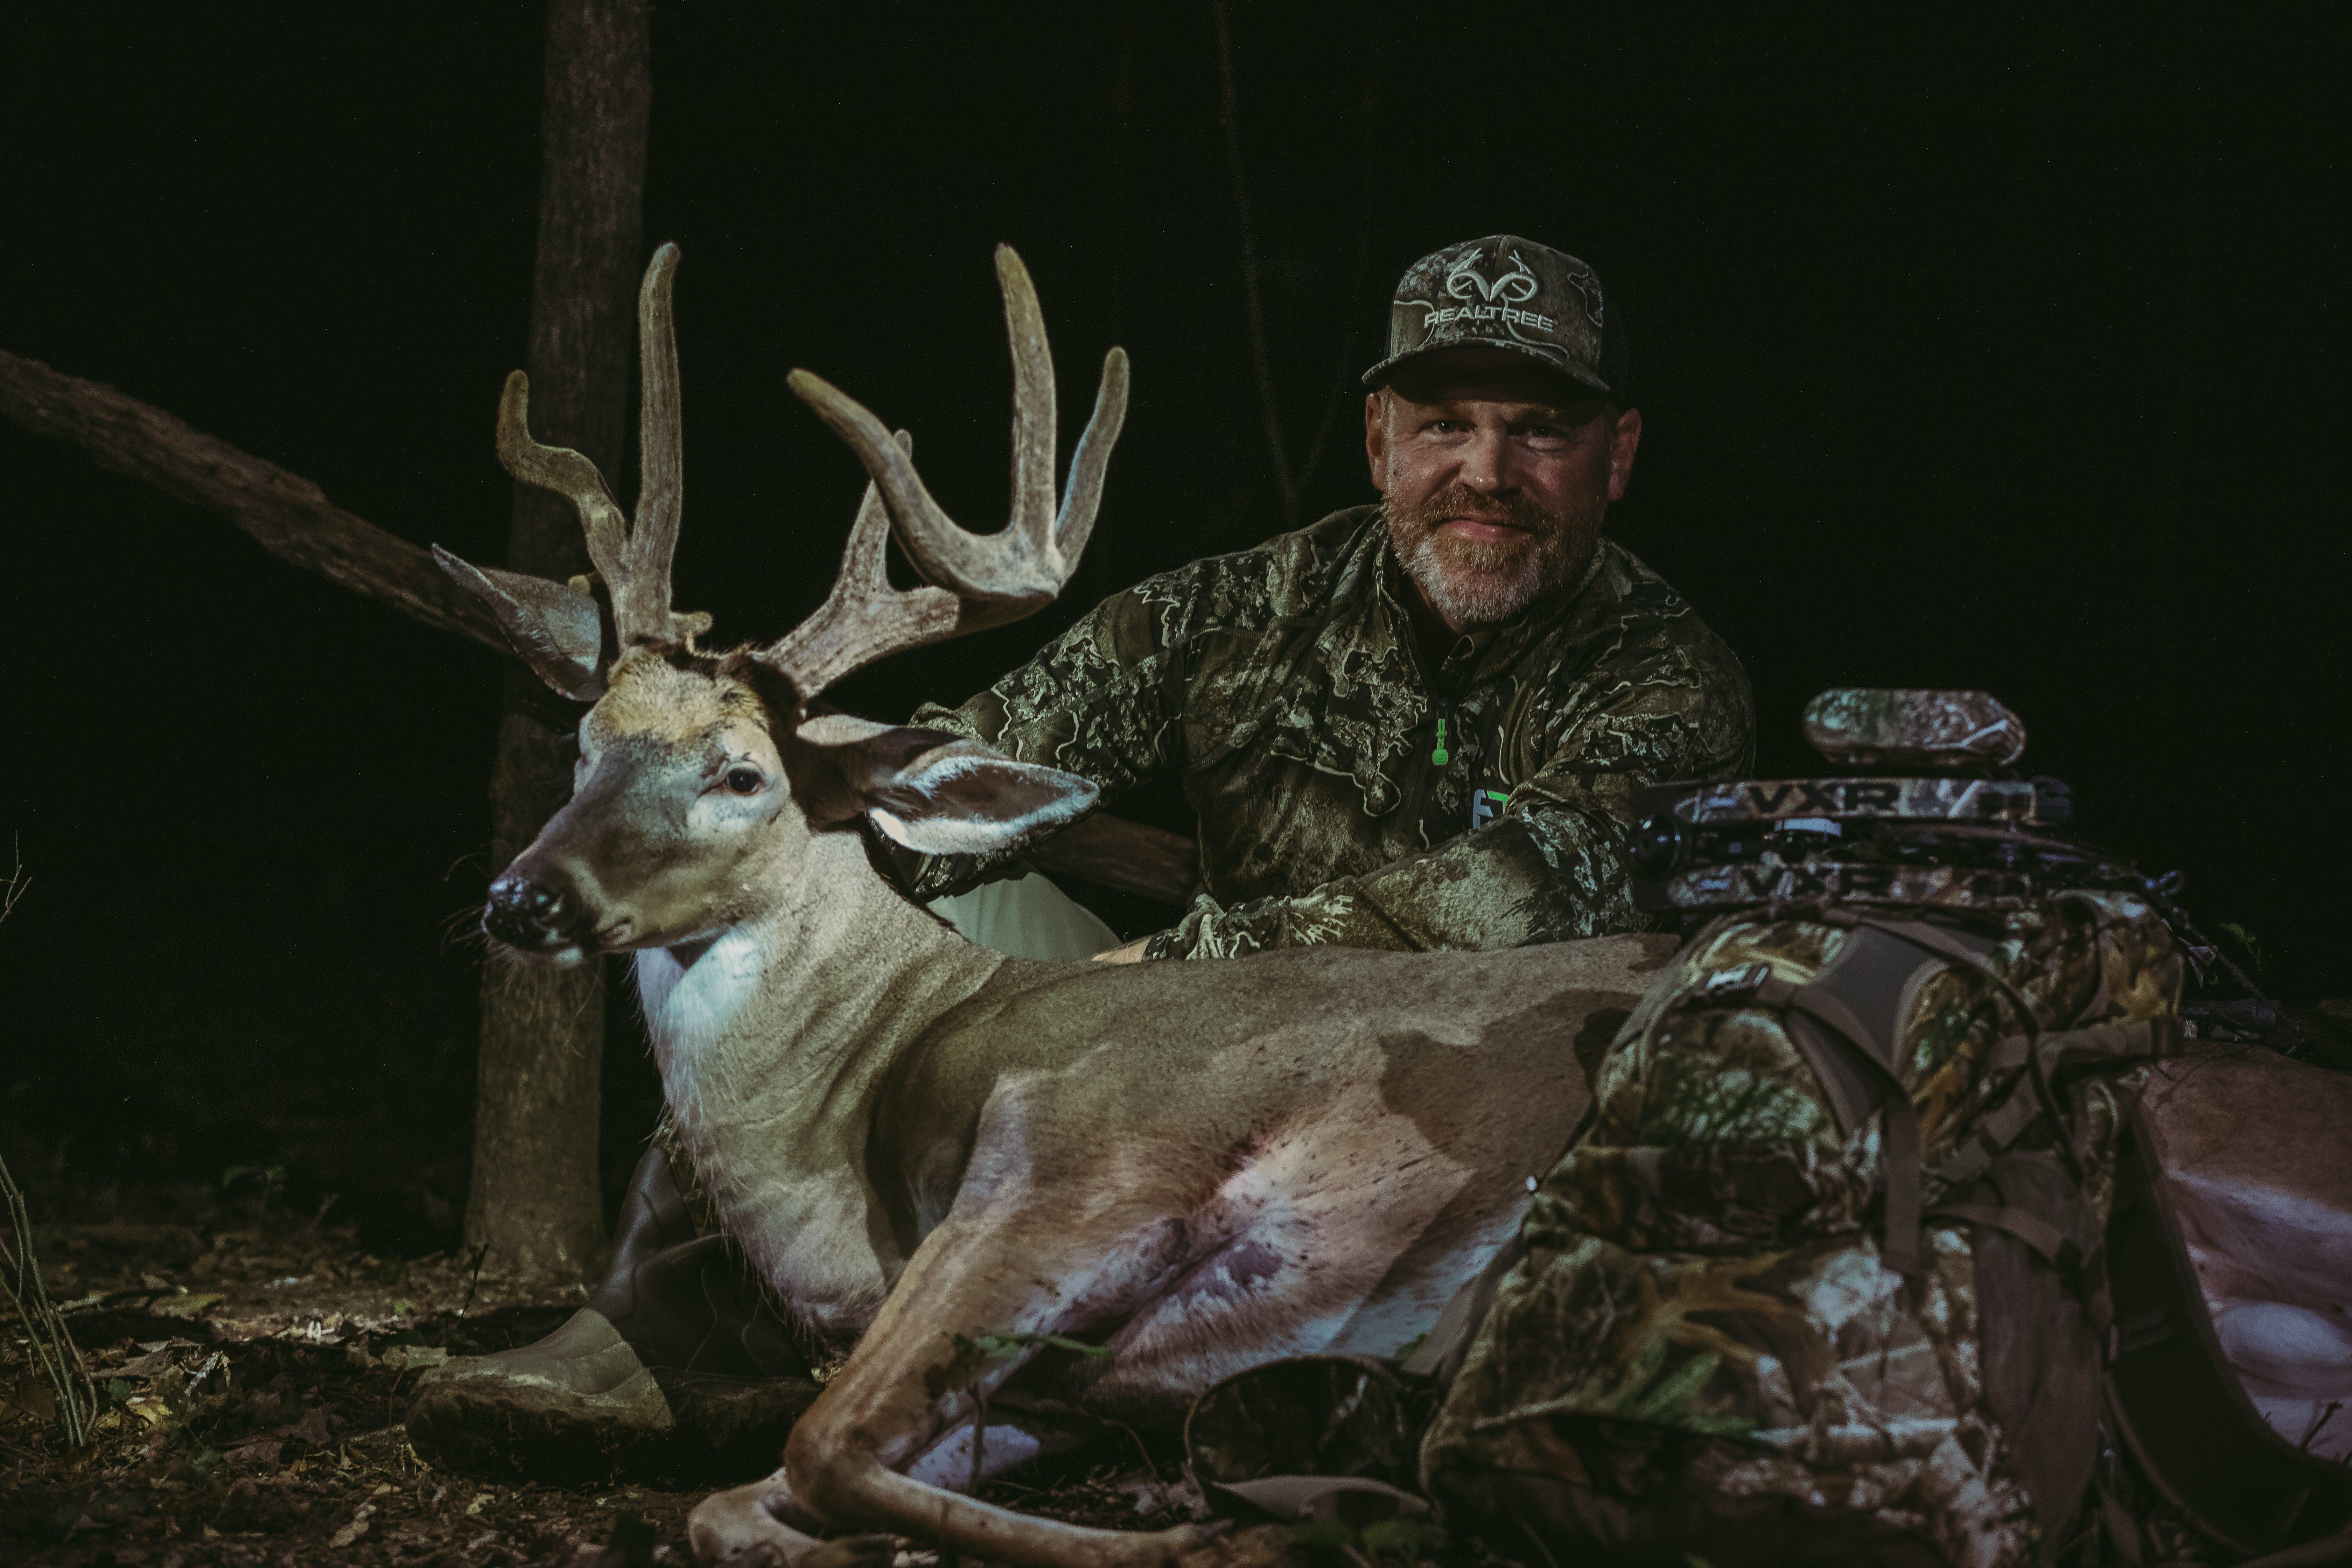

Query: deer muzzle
left=484, top=867, right=593, bottom=955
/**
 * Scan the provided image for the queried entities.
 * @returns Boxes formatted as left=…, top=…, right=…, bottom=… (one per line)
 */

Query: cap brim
left=1361, top=338, right=1615, bottom=396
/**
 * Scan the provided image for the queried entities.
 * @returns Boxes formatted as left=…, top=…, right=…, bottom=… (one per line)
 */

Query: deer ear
left=435, top=546, right=607, bottom=701
left=867, top=739, right=1100, bottom=856
left=793, top=719, right=1098, bottom=856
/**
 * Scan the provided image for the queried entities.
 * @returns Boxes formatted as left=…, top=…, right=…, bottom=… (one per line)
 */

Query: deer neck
left=629, top=827, right=1002, bottom=1329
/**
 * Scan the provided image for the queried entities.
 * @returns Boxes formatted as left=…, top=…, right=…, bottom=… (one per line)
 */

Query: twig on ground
left=457, top=1243, right=491, bottom=1318
left=1, top=835, right=26, bottom=923
left=0, top=1154, right=98, bottom=1448
left=0, top=845, right=96, bottom=1446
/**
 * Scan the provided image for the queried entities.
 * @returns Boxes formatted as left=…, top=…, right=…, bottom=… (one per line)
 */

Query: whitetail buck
left=440, top=246, right=2352, bottom=1567
left=436, top=243, right=1677, bottom=1568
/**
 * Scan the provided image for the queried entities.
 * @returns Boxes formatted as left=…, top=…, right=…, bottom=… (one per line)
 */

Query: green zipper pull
left=1431, top=716, right=1450, bottom=767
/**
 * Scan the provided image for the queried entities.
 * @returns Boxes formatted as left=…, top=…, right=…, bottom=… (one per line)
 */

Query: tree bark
left=466, top=0, right=653, bottom=1281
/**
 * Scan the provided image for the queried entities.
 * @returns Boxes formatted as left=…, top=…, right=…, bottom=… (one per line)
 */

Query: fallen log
left=1, top=348, right=505, bottom=655
left=1, top=347, right=1200, bottom=905
left=1033, top=812, right=1198, bottom=905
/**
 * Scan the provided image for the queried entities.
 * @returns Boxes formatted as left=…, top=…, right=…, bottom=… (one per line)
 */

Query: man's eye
left=724, top=767, right=764, bottom=794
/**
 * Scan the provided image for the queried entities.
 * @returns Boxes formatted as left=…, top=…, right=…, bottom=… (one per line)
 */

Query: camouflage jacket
left=906, top=505, right=1754, bottom=958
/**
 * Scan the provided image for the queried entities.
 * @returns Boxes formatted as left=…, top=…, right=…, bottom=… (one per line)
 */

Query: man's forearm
left=1141, top=807, right=1652, bottom=960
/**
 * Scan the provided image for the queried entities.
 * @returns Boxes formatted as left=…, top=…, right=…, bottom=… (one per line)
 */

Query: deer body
left=634, top=827, right=1658, bottom=1377
left=630, top=833, right=1007, bottom=1336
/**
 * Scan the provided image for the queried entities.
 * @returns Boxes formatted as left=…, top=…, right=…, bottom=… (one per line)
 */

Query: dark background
left=2, top=4, right=2343, bottom=1247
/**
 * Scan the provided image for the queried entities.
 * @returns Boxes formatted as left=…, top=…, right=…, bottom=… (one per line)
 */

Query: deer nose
left=484, top=872, right=581, bottom=948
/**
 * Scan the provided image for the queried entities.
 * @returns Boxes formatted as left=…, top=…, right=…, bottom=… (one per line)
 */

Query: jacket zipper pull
left=1431, top=716, right=1450, bottom=767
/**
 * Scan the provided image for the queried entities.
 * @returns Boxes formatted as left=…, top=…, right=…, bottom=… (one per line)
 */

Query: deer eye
left=724, top=766, right=765, bottom=795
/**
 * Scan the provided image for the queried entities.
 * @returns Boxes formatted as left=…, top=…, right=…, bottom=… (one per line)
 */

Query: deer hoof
left=797, top=1535, right=899, bottom=1568
left=687, top=1473, right=821, bottom=1567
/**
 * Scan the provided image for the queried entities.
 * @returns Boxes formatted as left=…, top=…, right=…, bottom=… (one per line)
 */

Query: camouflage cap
left=1363, top=235, right=1628, bottom=400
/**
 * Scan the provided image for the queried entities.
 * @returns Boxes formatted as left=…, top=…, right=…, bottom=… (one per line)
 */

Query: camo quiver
left=1419, top=889, right=2183, bottom=1567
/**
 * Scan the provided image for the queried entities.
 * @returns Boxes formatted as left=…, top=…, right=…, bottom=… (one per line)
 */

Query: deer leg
left=743, top=1213, right=1226, bottom=1568
left=686, top=1408, right=1109, bottom=1568
left=685, top=1467, right=894, bottom=1568
left=904, top=1396, right=1099, bottom=1491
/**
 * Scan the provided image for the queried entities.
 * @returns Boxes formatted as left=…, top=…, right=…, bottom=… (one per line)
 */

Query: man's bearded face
left=1367, top=350, right=1633, bottom=634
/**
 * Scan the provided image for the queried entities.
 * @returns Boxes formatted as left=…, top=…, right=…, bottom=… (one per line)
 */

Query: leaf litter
left=0, top=1194, right=1238, bottom=1567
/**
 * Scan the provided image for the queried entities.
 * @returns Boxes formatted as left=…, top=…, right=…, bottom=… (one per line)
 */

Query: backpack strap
left=1708, top=915, right=2001, bottom=1274
left=1940, top=1015, right=2183, bottom=1187
left=1924, top=1196, right=2111, bottom=1334
left=1749, top=968, right=1931, bottom=1274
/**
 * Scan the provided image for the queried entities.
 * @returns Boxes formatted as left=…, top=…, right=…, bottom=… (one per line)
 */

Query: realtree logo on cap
left=1417, top=250, right=1556, bottom=335
left=1364, top=234, right=1619, bottom=393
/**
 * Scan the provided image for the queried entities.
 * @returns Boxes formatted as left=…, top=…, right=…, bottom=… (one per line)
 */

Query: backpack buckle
left=1703, top=961, right=1774, bottom=1000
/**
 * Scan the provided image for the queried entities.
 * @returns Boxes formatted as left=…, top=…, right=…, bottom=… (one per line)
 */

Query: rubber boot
left=405, top=1148, right=820, bottom=1482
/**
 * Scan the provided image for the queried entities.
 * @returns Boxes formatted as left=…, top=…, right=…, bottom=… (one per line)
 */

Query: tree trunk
left=465, top=0, right=652, bottom=1281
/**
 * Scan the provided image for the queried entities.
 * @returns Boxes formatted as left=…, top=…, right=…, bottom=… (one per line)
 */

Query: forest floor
left=0, top=1198, right=1196, bottom=1568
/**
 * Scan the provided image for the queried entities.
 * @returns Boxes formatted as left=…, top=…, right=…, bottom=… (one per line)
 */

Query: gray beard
left=1387, top=485, right=1604, bottom=629
left=1399, top=530, right=1549, bottom=627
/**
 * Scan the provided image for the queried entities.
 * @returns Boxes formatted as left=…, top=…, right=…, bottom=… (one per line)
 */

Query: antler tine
left=786, top=368, right=1056, bottom=612
left=1051, top=346, right=1131, bottom=574
left=997, top=245, right=1059, bottom=564
left=623, top=243, right=694, bottom=645
left=495, top=370, right=632, bottom=590
left=789, top=247, right=1116, bottom=608
left=761, top=430, right=965, bottom=699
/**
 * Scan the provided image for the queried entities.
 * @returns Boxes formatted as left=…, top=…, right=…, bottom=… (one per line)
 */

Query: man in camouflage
left=908, top=233, right=1754, bottom=958
left=410, top=234, right=1757, bottom=1474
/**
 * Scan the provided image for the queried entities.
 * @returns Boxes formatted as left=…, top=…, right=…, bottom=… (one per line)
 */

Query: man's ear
left=792, top=716, right=1098, bottom=857
left=435, top=546, right=607, bottom=701
left=1606, top=406, right=1643, bottom=504
left=1364, top=390, right=1389, bottom=493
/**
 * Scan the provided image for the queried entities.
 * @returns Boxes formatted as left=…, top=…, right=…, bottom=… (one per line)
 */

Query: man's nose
left=1460, top=426, right=1515, bottom=492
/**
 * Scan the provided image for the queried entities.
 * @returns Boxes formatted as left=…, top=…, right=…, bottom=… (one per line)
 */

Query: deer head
left=437, top=244, right=1130, bottom=964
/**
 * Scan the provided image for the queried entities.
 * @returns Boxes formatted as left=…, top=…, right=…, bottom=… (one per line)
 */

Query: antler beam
left=766, top=245, right=1130, bottom=700
left=763, top=432, right=967, bottom=698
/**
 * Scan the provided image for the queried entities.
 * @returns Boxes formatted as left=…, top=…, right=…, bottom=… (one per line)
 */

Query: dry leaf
left=327, top=1502, right=376, bottom=1548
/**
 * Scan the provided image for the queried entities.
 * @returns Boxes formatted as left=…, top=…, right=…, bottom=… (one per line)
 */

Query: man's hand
left=1093, top=937, right=1154, bottom=964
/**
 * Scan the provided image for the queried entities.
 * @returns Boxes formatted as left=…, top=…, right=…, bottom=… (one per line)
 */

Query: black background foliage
left=1, top=4, right=2342, bottom=1242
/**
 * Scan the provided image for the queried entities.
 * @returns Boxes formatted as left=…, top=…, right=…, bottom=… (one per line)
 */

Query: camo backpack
left=1418, top=886, right=2179, bottom=1566
left=1186, top=692, right=2346, bottom=1566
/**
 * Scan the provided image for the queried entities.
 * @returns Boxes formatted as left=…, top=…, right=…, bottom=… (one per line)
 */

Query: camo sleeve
left=899, top=579, right=1185, bottom=900
left=1152, top=645, right=1753, bottom=958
